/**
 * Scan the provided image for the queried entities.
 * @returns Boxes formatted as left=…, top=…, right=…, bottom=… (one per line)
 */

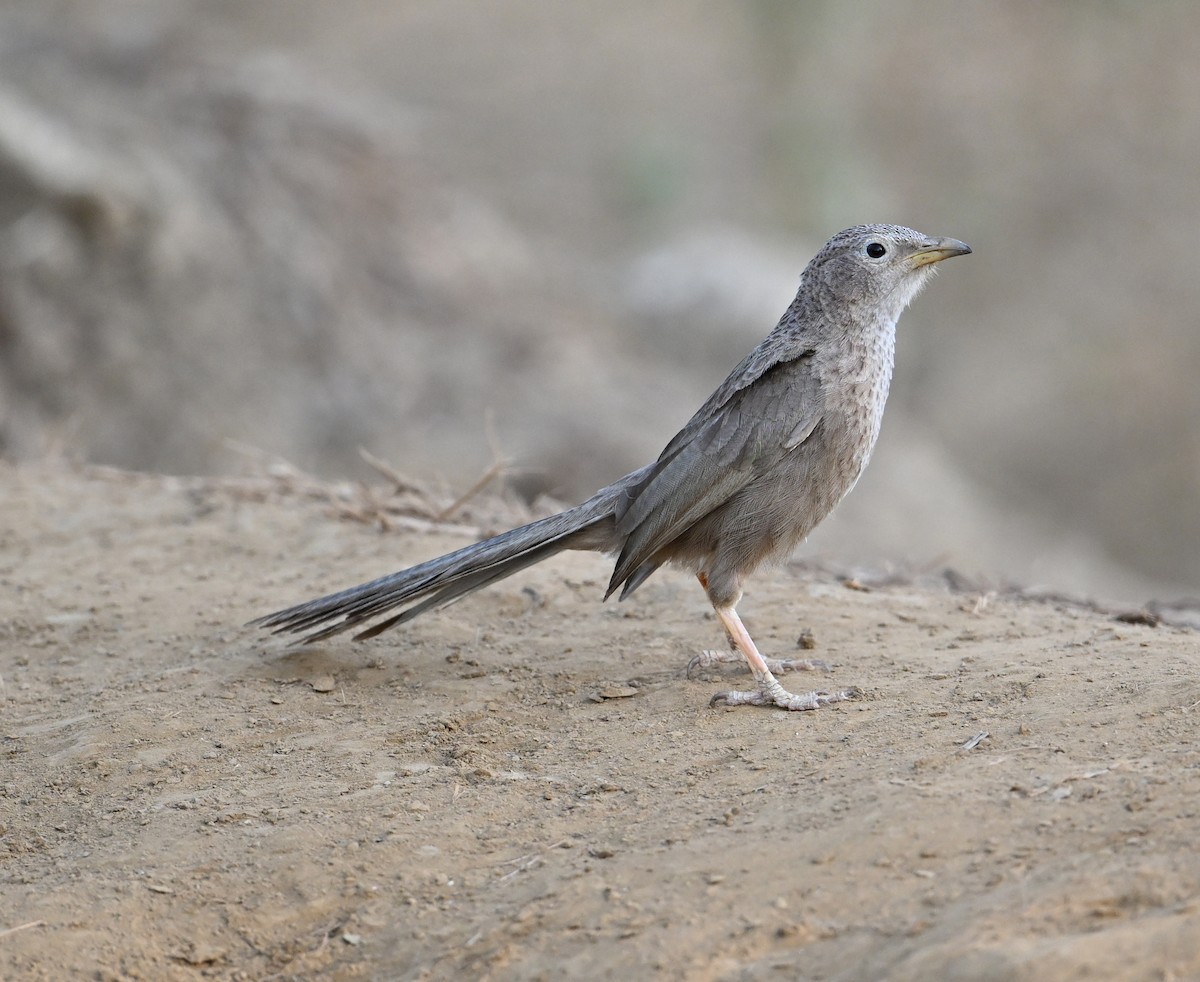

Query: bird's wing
left=606, top=339, right=823, bottom=595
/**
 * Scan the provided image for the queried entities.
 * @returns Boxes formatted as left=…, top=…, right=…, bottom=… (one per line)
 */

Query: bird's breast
left=814, top=329, right=896, bottom=491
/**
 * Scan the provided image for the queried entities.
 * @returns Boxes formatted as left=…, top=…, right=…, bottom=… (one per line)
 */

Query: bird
left=252, top=224, right=971, bottom=711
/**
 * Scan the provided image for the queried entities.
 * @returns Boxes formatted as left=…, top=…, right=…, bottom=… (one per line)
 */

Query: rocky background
left=2, top=1, right=1198, bottom=602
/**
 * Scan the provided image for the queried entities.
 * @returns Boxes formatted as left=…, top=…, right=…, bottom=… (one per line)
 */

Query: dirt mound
left=3, top=461, right=1198, bottom=980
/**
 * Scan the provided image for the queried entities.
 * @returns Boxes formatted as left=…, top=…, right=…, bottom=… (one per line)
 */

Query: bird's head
left=804, top=224, right=971, bottom=322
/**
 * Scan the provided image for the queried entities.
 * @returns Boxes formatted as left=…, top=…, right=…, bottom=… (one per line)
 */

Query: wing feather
left=606, top=341, right=823, bottom=596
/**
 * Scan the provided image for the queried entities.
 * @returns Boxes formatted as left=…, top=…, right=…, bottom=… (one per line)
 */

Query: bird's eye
left=865, top=242, right=887, bottom=259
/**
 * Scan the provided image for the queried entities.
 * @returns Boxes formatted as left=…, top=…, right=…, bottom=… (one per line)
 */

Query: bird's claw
left=770, top=656, right=832, bottom=673
left=710, top=676, right=861, bottom=712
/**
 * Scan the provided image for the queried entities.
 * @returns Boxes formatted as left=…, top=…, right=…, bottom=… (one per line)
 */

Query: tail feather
left=350, top=535, right=574, bottom=641
left=251, top=497, right=619, bottom=643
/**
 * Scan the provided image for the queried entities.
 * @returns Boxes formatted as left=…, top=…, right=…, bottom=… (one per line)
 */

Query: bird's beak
left=909, top=237, right=972, bottom=268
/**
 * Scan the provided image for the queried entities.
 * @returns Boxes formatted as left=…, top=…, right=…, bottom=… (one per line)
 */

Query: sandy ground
left=2, top=460, right=1199, bottom=981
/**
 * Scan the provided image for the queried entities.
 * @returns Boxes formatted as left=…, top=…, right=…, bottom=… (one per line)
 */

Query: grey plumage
left=253, top=224, right=971, bottom=710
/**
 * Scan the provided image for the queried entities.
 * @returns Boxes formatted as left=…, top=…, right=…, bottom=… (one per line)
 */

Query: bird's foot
left=687, top=649, right=830, bottom=679
left=710, top=670, right=861, bottom=712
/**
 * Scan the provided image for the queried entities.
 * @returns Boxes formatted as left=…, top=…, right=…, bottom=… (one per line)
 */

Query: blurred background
left=1, top=0, right=1197, bottom=604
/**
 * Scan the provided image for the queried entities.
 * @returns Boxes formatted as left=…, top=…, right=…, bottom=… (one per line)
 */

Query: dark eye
left=865, top=242, right=887, bottom=259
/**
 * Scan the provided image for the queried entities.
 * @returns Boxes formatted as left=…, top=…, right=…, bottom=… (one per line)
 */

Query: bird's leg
left=708, top=603, right=859, bottom=711
left=686, top=574, right=830, bottom=677
left=687, top=643, right=830, bottom=677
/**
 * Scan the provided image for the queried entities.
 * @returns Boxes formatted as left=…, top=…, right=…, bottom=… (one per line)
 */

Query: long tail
left=251, top=475, right=641, bottom=643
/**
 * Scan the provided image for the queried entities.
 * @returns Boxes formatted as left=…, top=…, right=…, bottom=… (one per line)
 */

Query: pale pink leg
left=709, top=604, right=859, bottom=711
left=686, top=647, right=830, bottom=677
